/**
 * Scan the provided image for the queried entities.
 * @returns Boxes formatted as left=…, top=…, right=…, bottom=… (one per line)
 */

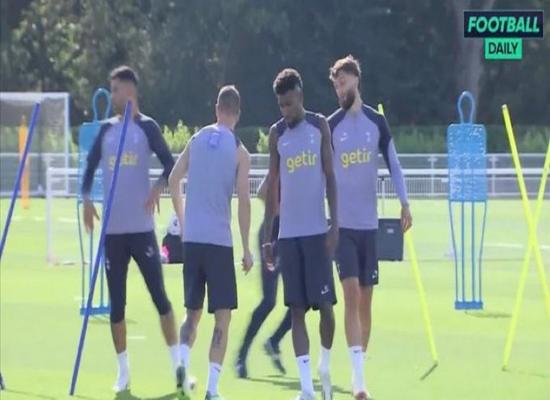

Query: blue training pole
left=0, top=103, right=40, bottom=260
left=69, top=101, right=132, bottom=395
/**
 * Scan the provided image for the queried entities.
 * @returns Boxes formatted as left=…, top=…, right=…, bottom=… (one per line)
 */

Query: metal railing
left=2, top=152, right=547, bottom=198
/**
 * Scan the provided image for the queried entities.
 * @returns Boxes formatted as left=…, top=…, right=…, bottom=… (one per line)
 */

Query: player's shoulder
left=327, top=108, right=346, bottom=131
left=361, top=104, right=385, bottom=123
left=96, top=116, right=118, bottom=137
left=99, top=116, right=118, bottom=127
left=135, top=113, right=161, bottom=131
left=304, top=110, right=327, bottom=130
left=194, top=123, right=240, bottom=147
left=270, top=117, right=287, bottom=137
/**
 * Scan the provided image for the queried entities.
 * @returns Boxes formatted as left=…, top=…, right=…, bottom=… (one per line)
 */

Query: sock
left=207, top=362, right=222, bottom=395
left=117, top=351, right=129, bottom=375
left=114, top=351, right=129, bottom=390
left=168, top=344, right=179, bottom=373
left=349, top=346, right=365, bottom=394
left=296, top=355, right=315, bottom=395
left=179, top=344, right=190, bottom=369
left=319, top=346, right=331, bottom=372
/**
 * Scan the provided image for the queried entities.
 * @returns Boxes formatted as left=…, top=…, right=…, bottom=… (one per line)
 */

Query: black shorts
left=278, top=233, right=336, bottom=310
left=336, top=228, right=379, bottom=286
left=104, top=231, right=172, bottom=323
left=183, top=242, right=237, bottom=314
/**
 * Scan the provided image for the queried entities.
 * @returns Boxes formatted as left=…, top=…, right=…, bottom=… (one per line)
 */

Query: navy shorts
left=183, top=242, right=237, bottom=314
left=278, top=233, right=336, bottom=310
left=336, top=228, right=379, bottom=286
left=104, top=231, right=172, bottom=323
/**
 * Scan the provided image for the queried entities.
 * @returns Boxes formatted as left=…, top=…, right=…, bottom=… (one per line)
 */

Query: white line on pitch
left=485, top=242, right=550, bottom=250
left=128, top=335, right=147, bottom=340
left=59, top=217, right=78, bottom=223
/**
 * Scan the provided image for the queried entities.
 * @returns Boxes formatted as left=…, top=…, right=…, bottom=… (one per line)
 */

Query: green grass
left=1, top=198, right=549, bottom=399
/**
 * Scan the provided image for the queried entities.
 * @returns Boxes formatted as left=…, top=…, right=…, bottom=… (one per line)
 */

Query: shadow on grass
left=464, top=311, right=511, bottom=319
left=114, top=389, right=177, bottom=400
left=419, top=362, right=439, bottom=381
left=75, top=390, right=177, bottom=400
left=246, top=375, right=351, bottom=395
left=88, top=317, right=137, bottom=325
left=2, top=389, right=58, bottom=399
left=502, top=367, right=550, bottom=380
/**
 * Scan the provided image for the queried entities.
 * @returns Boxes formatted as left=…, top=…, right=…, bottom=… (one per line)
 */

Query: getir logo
left=109, top=151, right=138, bottom=170
left=464, top=10, right=543, bottom=60
left=286, top=150, right=317, bottom=173
left=340, top=148, right=371, bottom=168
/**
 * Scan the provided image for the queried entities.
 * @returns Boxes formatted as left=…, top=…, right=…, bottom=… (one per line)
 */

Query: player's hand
left=242, top=249, right=254, bottom=274
left=325, top=224, right=339, bottom=259
left=262, top=243, right=275, bottom=271
left=401, top=205, right=413, bottom=233
left=83, top=199, right=99, bottom=234
left=145, top=185, right=162, bottom=214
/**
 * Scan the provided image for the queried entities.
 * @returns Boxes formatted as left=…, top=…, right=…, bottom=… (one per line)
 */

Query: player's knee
left=110, top=305, right=125, bottom=324
left=185, top=309, right=202, bottom=327
left=260, top=297, right=276, bottom=313
left=152, top=292, right=172, bottom=316
left=214, top=309, right=231, bottom=328
left=290, top=307, right=306, bottom=323
left=344, top=293, right=360, bottom=314
left=342, top=278, right=360, bottom=303
left=318, top=303, right=335, bottom=321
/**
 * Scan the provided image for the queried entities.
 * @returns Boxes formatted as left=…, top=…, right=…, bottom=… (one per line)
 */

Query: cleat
left=263, top=339, right=287, bottom=375
left=294, top=392, right=316, bottom=400
left=235, top=358, right=248, bottom=379
left=205, top=393, right=225, bottom=400
left=176, top=365, right=192, bottom=400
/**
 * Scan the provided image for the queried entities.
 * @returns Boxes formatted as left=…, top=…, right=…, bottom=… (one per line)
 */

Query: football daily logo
left=464, top=10, right=543, bottom=60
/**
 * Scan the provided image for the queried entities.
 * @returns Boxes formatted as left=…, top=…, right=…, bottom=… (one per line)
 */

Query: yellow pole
left=406, top=233, right=439, bottom=363
left=502, top=105, right=550, bottom=369
left=377, top=103, right=439, bottom=364
left=18, top=115, right=30, bottom=209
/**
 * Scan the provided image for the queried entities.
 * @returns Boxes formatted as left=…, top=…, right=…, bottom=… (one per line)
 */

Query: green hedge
left=1, top=123, right=547, bottom=154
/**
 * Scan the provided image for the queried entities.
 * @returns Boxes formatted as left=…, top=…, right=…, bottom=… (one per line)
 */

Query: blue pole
left=449, top=201, right=459, bottom=306
left=69, top=101, right=132, bottom=395
left=0, top=103, right=40, bottom=261
left=471, top=201, right=476, bottom=303
left=478, top=201, right=488, bottom=305
left=461, top=201, right=465, bottom=303
left=76, top=202, right=85, bottom=311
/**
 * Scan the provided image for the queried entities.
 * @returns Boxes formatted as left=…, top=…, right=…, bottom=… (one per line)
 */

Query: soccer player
left=263, top=69, right=338, bottom=400
left=235, top=174, right=291, bottom=378
left=328, top=55, right=412, bottom=399
left=81, top=65, right=179, bottom=393
left=168, top=85, right=253, bottom=400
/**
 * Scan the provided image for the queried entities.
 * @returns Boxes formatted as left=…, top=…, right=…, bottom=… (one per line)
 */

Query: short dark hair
left=329, top=55, right=361, bottom=81
left=109, top=65, right=139, bottom=85
left=217, top=85, right=240, bottom=115
left=273, top=68, right=303, bottom=95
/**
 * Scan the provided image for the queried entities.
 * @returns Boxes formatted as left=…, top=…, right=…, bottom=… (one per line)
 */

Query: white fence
left=1, top=152, right=548, bottom=198
left=43, top=165, right=547, bottom=263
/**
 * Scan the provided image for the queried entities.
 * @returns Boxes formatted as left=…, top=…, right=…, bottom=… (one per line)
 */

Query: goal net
left=0, top=92, right=71, bottom=196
